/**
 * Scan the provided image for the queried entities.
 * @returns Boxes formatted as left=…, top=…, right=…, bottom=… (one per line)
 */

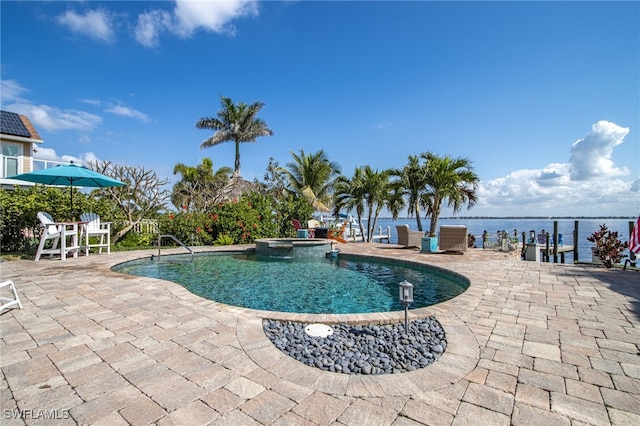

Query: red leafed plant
left=587, top=224, right=628, bottom=268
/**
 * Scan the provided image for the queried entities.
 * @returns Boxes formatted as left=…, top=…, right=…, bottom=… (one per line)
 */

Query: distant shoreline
left=380, top=216, right=635, bottom=220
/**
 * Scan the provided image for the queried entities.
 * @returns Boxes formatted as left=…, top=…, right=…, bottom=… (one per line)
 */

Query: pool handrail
left=157, top=234, right=194, bottom=262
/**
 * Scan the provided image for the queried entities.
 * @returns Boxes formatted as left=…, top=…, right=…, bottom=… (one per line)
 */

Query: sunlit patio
left=1, top=244, right=638, bottom=425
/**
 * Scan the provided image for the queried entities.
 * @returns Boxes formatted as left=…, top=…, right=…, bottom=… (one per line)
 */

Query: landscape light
left=398, top=280, right=414, bottom=332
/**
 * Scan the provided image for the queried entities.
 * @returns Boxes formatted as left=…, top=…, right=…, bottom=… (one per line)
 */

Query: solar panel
left=0, top=110, right=32, bottom=138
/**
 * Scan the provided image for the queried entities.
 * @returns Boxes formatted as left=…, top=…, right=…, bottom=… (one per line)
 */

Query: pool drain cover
left=304, top=323, right=333, bottom=338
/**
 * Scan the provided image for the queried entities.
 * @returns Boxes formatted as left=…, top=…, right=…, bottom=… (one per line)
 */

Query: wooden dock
left=539, top=245, right=575, bottom=263
left=521, top=220, right=579, bottom=264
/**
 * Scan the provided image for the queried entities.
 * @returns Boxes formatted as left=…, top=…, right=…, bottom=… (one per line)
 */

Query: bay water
left=364, top=217, right=636, bottom=263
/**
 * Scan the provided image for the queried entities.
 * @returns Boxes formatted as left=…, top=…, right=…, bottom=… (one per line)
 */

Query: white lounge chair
left=79, top=212, right=111, bottom=255
left=307, top=219, right=321, bottom=229
left=35, top=212, right=80, bottom=261
left=0, top=280, right=22, bottom=314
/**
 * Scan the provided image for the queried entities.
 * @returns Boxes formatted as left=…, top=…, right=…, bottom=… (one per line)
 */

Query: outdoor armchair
left=439, top=225, right=468, bottom=253
left=396, top=224, right=423, bottom=248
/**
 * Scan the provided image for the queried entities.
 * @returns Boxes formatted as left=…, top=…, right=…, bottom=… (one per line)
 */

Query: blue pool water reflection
left=113, top=253, right=469, bottom=314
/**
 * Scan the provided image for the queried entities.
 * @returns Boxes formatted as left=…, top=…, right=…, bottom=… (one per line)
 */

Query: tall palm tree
left=421, top=152, right=479, bottom=236
left=281, top=149, right=341, bottom=212
left=196, top=95, right=273, bottom=176
left=391, top=154, right=428, bottom=231
left=172, top=158, right=233, bottom=212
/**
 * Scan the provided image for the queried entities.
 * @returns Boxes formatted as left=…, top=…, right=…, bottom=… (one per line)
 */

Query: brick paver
left=1, top=244, right=638, bottom=425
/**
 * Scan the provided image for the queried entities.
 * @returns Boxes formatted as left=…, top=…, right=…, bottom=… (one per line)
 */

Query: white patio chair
left=35, top=212, right=80, bottom=261
left=0, top=280, right=22, bottom=314
left=79, top=212, right=111, bottom=255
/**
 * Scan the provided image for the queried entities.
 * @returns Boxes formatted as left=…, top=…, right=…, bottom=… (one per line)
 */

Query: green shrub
left=157, top=191, right=314, bottom=245
left=208, top=192, right=277, bottom=243
left=157, top=212, right=214, bottom=246
left=269, top=193, right=315, bottom=237
left=214, top=233, right=234, bottom=245
left=115, top=232, right=156, bottom=248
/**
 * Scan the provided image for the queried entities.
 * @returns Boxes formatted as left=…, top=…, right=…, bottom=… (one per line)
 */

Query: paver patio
left=1, top=243, right=638, bottom=425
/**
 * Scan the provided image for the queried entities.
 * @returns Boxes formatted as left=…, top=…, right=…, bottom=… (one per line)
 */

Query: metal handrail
left=157, top=234, right=194, bottom=262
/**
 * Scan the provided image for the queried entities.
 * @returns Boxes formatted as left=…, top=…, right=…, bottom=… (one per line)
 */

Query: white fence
left=133, top=219, right=159, bottom=234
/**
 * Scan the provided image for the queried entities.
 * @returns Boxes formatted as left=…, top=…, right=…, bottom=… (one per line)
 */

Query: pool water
left=113, top=253, right=469, bottom=314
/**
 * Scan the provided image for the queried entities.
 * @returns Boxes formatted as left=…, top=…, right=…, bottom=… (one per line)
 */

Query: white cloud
left=134, top=0, right=259, bottom=47
left=173, top=0, right=259, bottom=37
left=474, top=121, right=637, bottom=217
left=79, top=151, right=101, bottom=165
left=34, top=147, right=101, bottom=167
left=2, top=79, right=102, bottom=141
left=56, top=9, right=116, bottom=43
left=46, top=2, right=260, bottom=48
left=134, top=9, right=173, bottom=48
left=569, top=120, right=630, bottom=180
left=80, top=99, right=101, bottom=106
left=105, top=104, right=150, bottom=123
left=0, top=79, right=29, bottom=103
left=2, top=80, right=149, bottom=134
left=6, top=101, right=102, bottom=132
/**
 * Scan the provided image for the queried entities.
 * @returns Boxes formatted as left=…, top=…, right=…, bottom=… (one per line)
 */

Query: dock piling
left=573, top=221, right=579, bottom=263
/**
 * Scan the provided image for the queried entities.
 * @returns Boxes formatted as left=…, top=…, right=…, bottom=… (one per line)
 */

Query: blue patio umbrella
left=7, top=163, right=125, bottom=217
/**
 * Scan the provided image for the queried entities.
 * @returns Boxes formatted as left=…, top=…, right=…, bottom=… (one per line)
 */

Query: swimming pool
left=112, top=252, right=469, bottom=314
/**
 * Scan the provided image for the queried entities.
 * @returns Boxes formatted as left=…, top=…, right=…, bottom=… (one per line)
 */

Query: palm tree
left=196, top=95, right=273, bottom=176
left=421, top=152, right=479, bottom=236
left=333, top=166, right=399, bottom=242
left=391, top=154, right=428, bottom=232
left=281, top=149, right=341, bottom=212
left=172, top=158, right=233, bottom=212
left=333, top=168, right=366, bottom=237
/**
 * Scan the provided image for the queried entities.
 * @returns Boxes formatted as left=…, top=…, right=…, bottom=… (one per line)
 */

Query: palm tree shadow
left=562, top=266, right=640, bottom=322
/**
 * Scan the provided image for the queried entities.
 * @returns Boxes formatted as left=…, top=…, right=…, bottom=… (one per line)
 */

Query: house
left=1, top=110, right=44, bottom=188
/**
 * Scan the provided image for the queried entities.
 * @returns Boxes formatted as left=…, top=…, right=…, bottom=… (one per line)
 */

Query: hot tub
left=254, top=238, right=332, bottom=259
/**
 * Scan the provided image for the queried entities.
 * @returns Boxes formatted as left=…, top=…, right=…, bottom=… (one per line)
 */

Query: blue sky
left=2, top=1, right=638, bottom=217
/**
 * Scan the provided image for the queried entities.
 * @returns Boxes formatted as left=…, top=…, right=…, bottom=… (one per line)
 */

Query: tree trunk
left=114, top=223, right=134, bottom=243
left=357, top=214, right=367, bottom=242
left=366, top=208, right=374, bottom=242
left=234, top=141, right=241, bottom=175
left=428, top=200, right=441, bottom=237
left=414, top=203, right=423, bottom=232
left=370, top=204, right=383, bottom=242
left=113, top=217, right=152, bottom=244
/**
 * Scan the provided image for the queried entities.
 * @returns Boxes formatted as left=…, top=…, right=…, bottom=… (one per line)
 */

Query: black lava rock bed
left=262, top=317, right=447, bottom=375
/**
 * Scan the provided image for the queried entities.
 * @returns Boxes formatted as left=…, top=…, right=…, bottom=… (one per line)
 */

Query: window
left=2, top=143, right=23, bottom=177
left=33, top=159, right=46, bottom=171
